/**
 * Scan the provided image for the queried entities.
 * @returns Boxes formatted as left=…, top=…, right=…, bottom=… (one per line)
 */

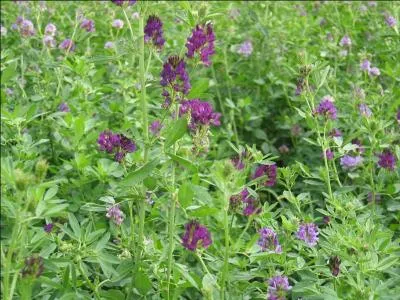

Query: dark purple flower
left=359, top=103, right=372, bottom=117
left=339, top=35, right=351, bottom=47
left=360, top=59, right=371, bottom=71
left=179, top=99, right=221, bottom=130
left=253, top=163, right=277, bottom=187
left=98, top=130, right=120, bottom=153
left=296, top=223, right=319, bottom=247
left=237, top=40, right=253, bottom=57
left=58, top=102, right=70, bottom=112
left=160, top=55, right=191, bottom=94
left=149, top=120, right=162, bottom=136
left=340, top=155, right=363, bottom=169
left=114, top=151, right=125, bottom=162
left=80, top=19, right=95, bottom=32
left=377, top=150, right=396, bottom=170
left=368, top=67, right=380, bottom=76
left=258, top=228, right=282, bottom=253
left=231, top=151, right=246, bottom=170
left=120, top=134, right=136, bottom=153
left=181, top=220, right=212, bottom=251
left=324, top=149, right=334, bottom=160
left=314, top=96, right=337, bottom=120
left=186, top=23, right=215, bottom=66
left=385, top=15, right=397, bottom=28
left=267, top=275, right=291, bottom=300
left=144, top=15, right=165, bottom=49
left=106, top=204, right=124, bottom=225
left=329, top=256, right=341, bottom=277
left=323, top=216, right=331, bottom=224
left=22, top=256, right=44, bottom=278
left=241, top=188, right=261, bottom=216
left=59, top=39, right=75, bottom=52
left=111, top=0, right=136, bottom=5
left=43, top=223, right=54, bottom=233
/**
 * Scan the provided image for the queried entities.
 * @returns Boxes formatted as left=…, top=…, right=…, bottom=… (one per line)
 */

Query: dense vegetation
left=1, top=1, right=399, bottom=299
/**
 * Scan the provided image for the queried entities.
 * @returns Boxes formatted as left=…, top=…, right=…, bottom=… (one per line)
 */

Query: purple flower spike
left=359, top=103, right=372, bottom=117
left=339, top=35, right=351, bottom=47
left=296, top=223, right=319, bottom=247
left=179, top=99, right=221, bottom=130
left=231, top=151, right=246, bottom=170
left=112, top=19, right=124, bottom=29
left=385, top=15, right=397, bottom=28
left=20, top=19, right=35, bottom=37
left=149, top=120, right=163, bottom=136
left=59, top=39, right=75, bottom=52
left=58, top=102, right=70, bottom=112
left=253, top=163, right=277, bottom=187
left=314, top=96, right=337, bottom=120
left=182, top=220, right=212, bottom=251
left=368, top=67, right=380, bottom=77
left=324, top=149, right=334, bottom=160
left=144, top=15, right=165, bottom=49
left=44, top=23, right=56, bottom=36
left=43, top=35, right=56, bottom=48
left=241, top=188, right=261, bottom=216
left=80, top=19, right=95, bottom=32
left=98, top=130, right=120, bottom=153
left=360, top=59, right=371, bottom=71
left=186, top=23, right=215, bottom=66
left=267, top=275, right=292, bottom=300
left=43, top=223, right=54, bottom=233
left=377, top=150, right=396, bottom=170
left=120, top=134, right=136, bottom=153
left=340, top=155, right=363, bottom=169
left=160, top=56, right=191, bottom=94
left=258, top=228, right=282, bottom=253
left=106, top=204, right=124, bottom=225
left=237, top=40, right=253, bottom=57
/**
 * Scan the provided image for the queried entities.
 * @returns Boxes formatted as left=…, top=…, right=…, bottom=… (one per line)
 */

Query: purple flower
left=241, top=188, right=261, bottom=216
left=160, top=55, right=191, bottom=94
left=80, top=19, right=95, bottom=32
left=377, top=150, right=396, bottom=170
left=106, top=204, right=124, bottom=225
left=144, top=15, right=165, bottom=49
left=20, top=19, right=35, bottom=37
left=295, top=79, right=303, bottom=96
left=360, top=59, right=371, bottom=71
left=267, top=276, right=292, bottom=300
left=104, top=41, right=114, bottom=49
left=368, top=67, right=380, bottom=76
left=329, top=256, right=341, bottom=277
left=149, top=120, right=162, bottom=136
left=339, top=35, right=351, bottom=47
left=114, top=151, right=125, bottom=162
left=186, top=23, right=215, bottom=66
left=120, top=134, right=136, bottom=153
left=111, top=0, right=136, bottom=5
left=43, top=35, right=56, bottom=48
left=296, top=223, right=319, bottom=247
left=112, top=19, right=124, bottom=29
left=324, top=149, right=334, bottom=160
left=359, top=103, right=372, bottom=117
left=237, top=40, right=253, bottom=57
left=253, top=163, right=277, bottom=187
left=44, top=23, right=56, bottom=36
left=340, top=155, right=363, bottom=169
left=22, top=256, right=44, bottom=278
left=323, top=216, right=331, bottom=224
left=257, top=228, right=282, bottom=253
left=181, top=220, right=212, bottom=251
left=231, top=151, right=246, bottom=170
left=98, top=130, right=120, bottom=153
left=351, top=139, right=365, bottom=154
left=179, top=99, right=221, bottom=130
left=314, top=96, right=337, bottom=120
left=43, top=223, right=54, bottom=233
left=58, top=102, right=70, bottom=112
left=59, top=39, right=75, bottom=52
left=330, top=128, right=342, bottom=137
left=385, top=15, right=397, bottom=28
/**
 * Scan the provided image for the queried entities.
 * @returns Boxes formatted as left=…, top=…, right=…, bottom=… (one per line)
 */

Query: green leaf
left=1, top=62, right=17, bottom=84
left=68, top=213, right=81, bottom=238
left=120, top=159, right=158, bottom=186
left=167, top=153, right=198, bottom=173
left=134, top=270, right=152, bottom=295
left=179, top=182, right=194, bottom=208
left=44, top=186, right=58, bottom=201
left=164, top=117, right=187, bottom=148
left=95, top=233, right=110, bottom=251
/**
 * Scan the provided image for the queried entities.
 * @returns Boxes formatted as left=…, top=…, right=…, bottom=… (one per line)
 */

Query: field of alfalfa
left=1, top=1, right=399, bottom=299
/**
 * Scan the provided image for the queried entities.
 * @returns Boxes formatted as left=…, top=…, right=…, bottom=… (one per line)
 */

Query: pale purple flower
left=181, top=220, right=212, bottom=251
left=324, top=149, right=334, bottom=160
left=58, top=102, right=70, bottom=112
left=339, top=35, right=351, bottom=47
left=112, top=19, right=124, bottom=29
left=359, top=103, right=372, bottom=117
left=360, top=59, right=371, bottom=71
left=106, top=204, right=124, bottom=225
left=241, top=188, right=261, bottom=216
left=43, top=35, right=56, bottom=48
left=59, top=39, right=75, bottom=52
left=330, top=128, right=342, bottom=137
left=231, top=152, right=246, bottom=170
left=368, top=67, right=380, bottom=76
left=149, top=120, right=162, bottom=136
left=104, top=41, right=114, bottom=49
left=131, top=12, right=140, bottom=20
left=20, top=19, right=35, bottom=37
left=258, top=228, right=282, bottom=253
left=98, top=130, right=120, bottom=153
left=237, top=40, right=253, bottom=57
left=385, top=15, right=397, bottom=28
left=340, top=155, right=363, bottom=169
left=296, top=223, right=319, bottom=247
left=44, top=23, right=56, bottom=36
left=267, top=276, right=292, bottom=300
left=111, top=0, right=136, bottom=6
left=80, top=19, right=95, bottom=32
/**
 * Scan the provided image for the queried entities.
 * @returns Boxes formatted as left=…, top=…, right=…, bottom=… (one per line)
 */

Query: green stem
left=220, top=201, right=230, bottom=299
left=196, top=252, right=210, bottom=275
left=211, top=64, right=226, bottom=117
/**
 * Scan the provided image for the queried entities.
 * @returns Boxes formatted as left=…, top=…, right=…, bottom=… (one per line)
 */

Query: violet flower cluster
left=181, top=220, right=212, bottom=251
left=314, top=96, right=337, bottom=120
left=186, top=23, right=215, bottom=66
left=106, top=204, right=124, bottom=225
left=296, top=223, right=319, bottom=247
left=160, top=56, right=191, bottom=95
left=16, top=17, right=35, bottom=37
left=231, top=151, right=247, bottom=170
left=237, top=40, right=253, bottom=57
left=179, top=99, right=221, bottom=130
left=253, top=163, right=277, bottom=187
left=144, top=16, right=165, bottom=49
left=257, top=227, right=282, bottom=253
left=360, top=59, right=380, bottom=77
left=267, top=275, right=292, bottom=300
left=98, top=130, right=136, bottom=162
left=80, top=19, right=95, bottom=32
left=377, top=150, right=396, bottom=170
left=59, top=39, right=75, bottom=52
left=149, top=120, right=163, bottom=136
left=340, top=155, right=363, bottom=169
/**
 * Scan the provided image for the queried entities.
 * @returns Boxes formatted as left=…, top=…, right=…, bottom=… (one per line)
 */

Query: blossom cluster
left=97, top=130, right=136, bottom=162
